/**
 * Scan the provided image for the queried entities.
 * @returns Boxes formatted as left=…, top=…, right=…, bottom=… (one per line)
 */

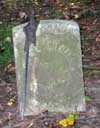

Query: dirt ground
left=0, top=69, right=100, bottom=128
left=0, top=0, right=100, bottom=128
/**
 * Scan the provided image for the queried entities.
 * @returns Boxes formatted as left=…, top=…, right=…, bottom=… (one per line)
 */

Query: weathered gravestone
left=13, top=20, right=85, bottom=116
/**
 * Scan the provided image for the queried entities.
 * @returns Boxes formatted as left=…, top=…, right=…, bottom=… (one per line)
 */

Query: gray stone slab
left=13, top=20, right=85, bottom=116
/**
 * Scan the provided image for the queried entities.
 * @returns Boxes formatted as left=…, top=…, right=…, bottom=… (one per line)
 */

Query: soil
left=0, top=0, right=100, bottom=128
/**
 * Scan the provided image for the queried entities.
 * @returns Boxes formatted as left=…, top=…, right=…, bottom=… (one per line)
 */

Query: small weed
left=91, top=25, right=99, bottom=31
left=55, top=9, right=62, bottom=17
left=85, top=95, right=93, bottom=102
left=82, top=34, right=93, bottom=46
left=84, top=70, right=100, bottom=77
left=78, top=0, right=92, bottom=7
left=0, top=24, right=14, bottom=65
left=81, top=9, right=97, bottom=18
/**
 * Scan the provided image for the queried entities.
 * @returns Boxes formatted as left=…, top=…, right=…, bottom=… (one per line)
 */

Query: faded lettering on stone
left=13, top=20, right=85, bottom=116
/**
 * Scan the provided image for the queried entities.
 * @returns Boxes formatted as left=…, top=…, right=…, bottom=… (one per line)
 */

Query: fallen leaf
left=96, top=37, right=100, bottom=42
left=7, top=98, right=15, bottom=106
left=66, top=117, right=75, bottom=126
left=67, top=112, right=79, bottom=119
left=59, top=112, right=79, bottom=127
left=27, top=122, right=33, bottom=128
left=59, top=119, right=68, bottom=127
left=0, top=104, right=4, bottom=111
left=51, top=123, right=56, bottom=128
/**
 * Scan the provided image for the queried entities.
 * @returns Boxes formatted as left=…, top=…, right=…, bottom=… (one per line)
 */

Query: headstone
left=13, top=20, right=85, bottom=116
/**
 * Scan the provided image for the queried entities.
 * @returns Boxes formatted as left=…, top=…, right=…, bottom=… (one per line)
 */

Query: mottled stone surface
left=13, top=20, right=85, bottom=116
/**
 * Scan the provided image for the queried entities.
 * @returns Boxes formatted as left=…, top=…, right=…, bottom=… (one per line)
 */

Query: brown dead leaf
left=56, top=0, right=60, bottom=5
left=4, top=63, right=15, bottom=72
left=51, top=123, right=57, bottom=128
left=0, top=104, right=4, bottom=112
left=27, top=122, right=34, bottom=128
left=0, top=119, right=3, bottom=125
left=62, top=11, right=70, bottom=19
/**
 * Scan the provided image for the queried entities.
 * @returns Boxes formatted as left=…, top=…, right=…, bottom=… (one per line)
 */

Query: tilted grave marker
left=13, top=20, right=85, bottom=116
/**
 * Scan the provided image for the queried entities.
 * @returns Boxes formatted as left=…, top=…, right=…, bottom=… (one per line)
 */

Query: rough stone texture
left=13, top=20, right=85, bottom=116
